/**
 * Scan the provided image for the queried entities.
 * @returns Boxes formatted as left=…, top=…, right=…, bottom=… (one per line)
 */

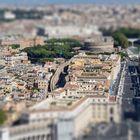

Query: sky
left=0, top=0, right=140, bottom=5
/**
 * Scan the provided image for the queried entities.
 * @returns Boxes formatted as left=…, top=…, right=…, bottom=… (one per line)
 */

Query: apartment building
left=4, top=52, right=30, bottom=67
left=0, top=36, right=45, bottom=49
left=0, top=122, right=52, bottom=140
left=37, top=79, right=49, bottom=91
left=68, top=53, right=121, bottom=96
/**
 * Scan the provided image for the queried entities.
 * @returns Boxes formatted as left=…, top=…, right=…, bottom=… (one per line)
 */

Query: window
left=110, top=117, right=114, bottom=122
left=110, top=108, right=114, bottom=114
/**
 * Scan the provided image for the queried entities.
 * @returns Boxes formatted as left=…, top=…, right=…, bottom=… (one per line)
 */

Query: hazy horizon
left=0, top=0, right=140, bottom=5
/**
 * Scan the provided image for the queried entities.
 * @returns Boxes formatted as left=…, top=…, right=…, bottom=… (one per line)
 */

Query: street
left=121, top=58, right=140, bottom=120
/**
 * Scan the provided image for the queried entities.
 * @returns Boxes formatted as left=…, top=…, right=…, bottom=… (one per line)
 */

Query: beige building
left=37, top=79, right=49, bottom=91
left=85, top=36, right=114, bottom=53
left=0, top=36, right=45, bottom=49
left=15, top=94, right=120, bottom=140
left=68, top=53, right=121, bottom=96
left=4, top=84, right=13, bottom=93
left=4, top=52, right=30, bottom=67
left=0, top=89, right=121, bottom=140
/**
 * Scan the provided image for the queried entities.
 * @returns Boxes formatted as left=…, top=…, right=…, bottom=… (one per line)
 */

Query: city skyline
left=0, top=0, right=140, bottom=5
left=0, top=1, right=140, bottom=140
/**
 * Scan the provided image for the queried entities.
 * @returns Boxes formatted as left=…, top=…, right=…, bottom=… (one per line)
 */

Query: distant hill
left=0, top=0, right=140, bottom=5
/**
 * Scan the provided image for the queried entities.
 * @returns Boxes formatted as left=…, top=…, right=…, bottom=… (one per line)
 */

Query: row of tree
left=23, top=38, right=83, bottom=63
left=100, top=27, right=140, bottom=48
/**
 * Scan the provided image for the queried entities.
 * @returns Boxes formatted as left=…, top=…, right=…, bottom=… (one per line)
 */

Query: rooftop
left=30, top=96, right=84, bottom=112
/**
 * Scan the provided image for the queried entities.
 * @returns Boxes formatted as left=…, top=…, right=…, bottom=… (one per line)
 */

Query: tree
left=0, top=109, right=7, bottom=125
left=117, top=28, right=140, bottom=38
left=113, top=32, right=129, bottom=48
left=22, top=38, right=83, bottom=62
left=11, top=44, right=20, bottom=49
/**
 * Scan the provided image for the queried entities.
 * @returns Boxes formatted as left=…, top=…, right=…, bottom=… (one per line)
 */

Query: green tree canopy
left=100, top=27, right=140, bottom=48
left=22, top=38, right=83, bottom=62
left=11, top=44, right=20, bottom=49
left=113, top=32, right=129, bottom=48
left=0, top=109, right=7, bottom=125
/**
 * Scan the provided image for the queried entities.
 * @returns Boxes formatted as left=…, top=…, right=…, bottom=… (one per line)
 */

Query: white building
left=4, top=11, right=16, bottom=20
left=44, top=25, right=101, bottom=38
left=0, top=122, right=52, bottom=140
left=0, top=93, right=121, bottom=140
